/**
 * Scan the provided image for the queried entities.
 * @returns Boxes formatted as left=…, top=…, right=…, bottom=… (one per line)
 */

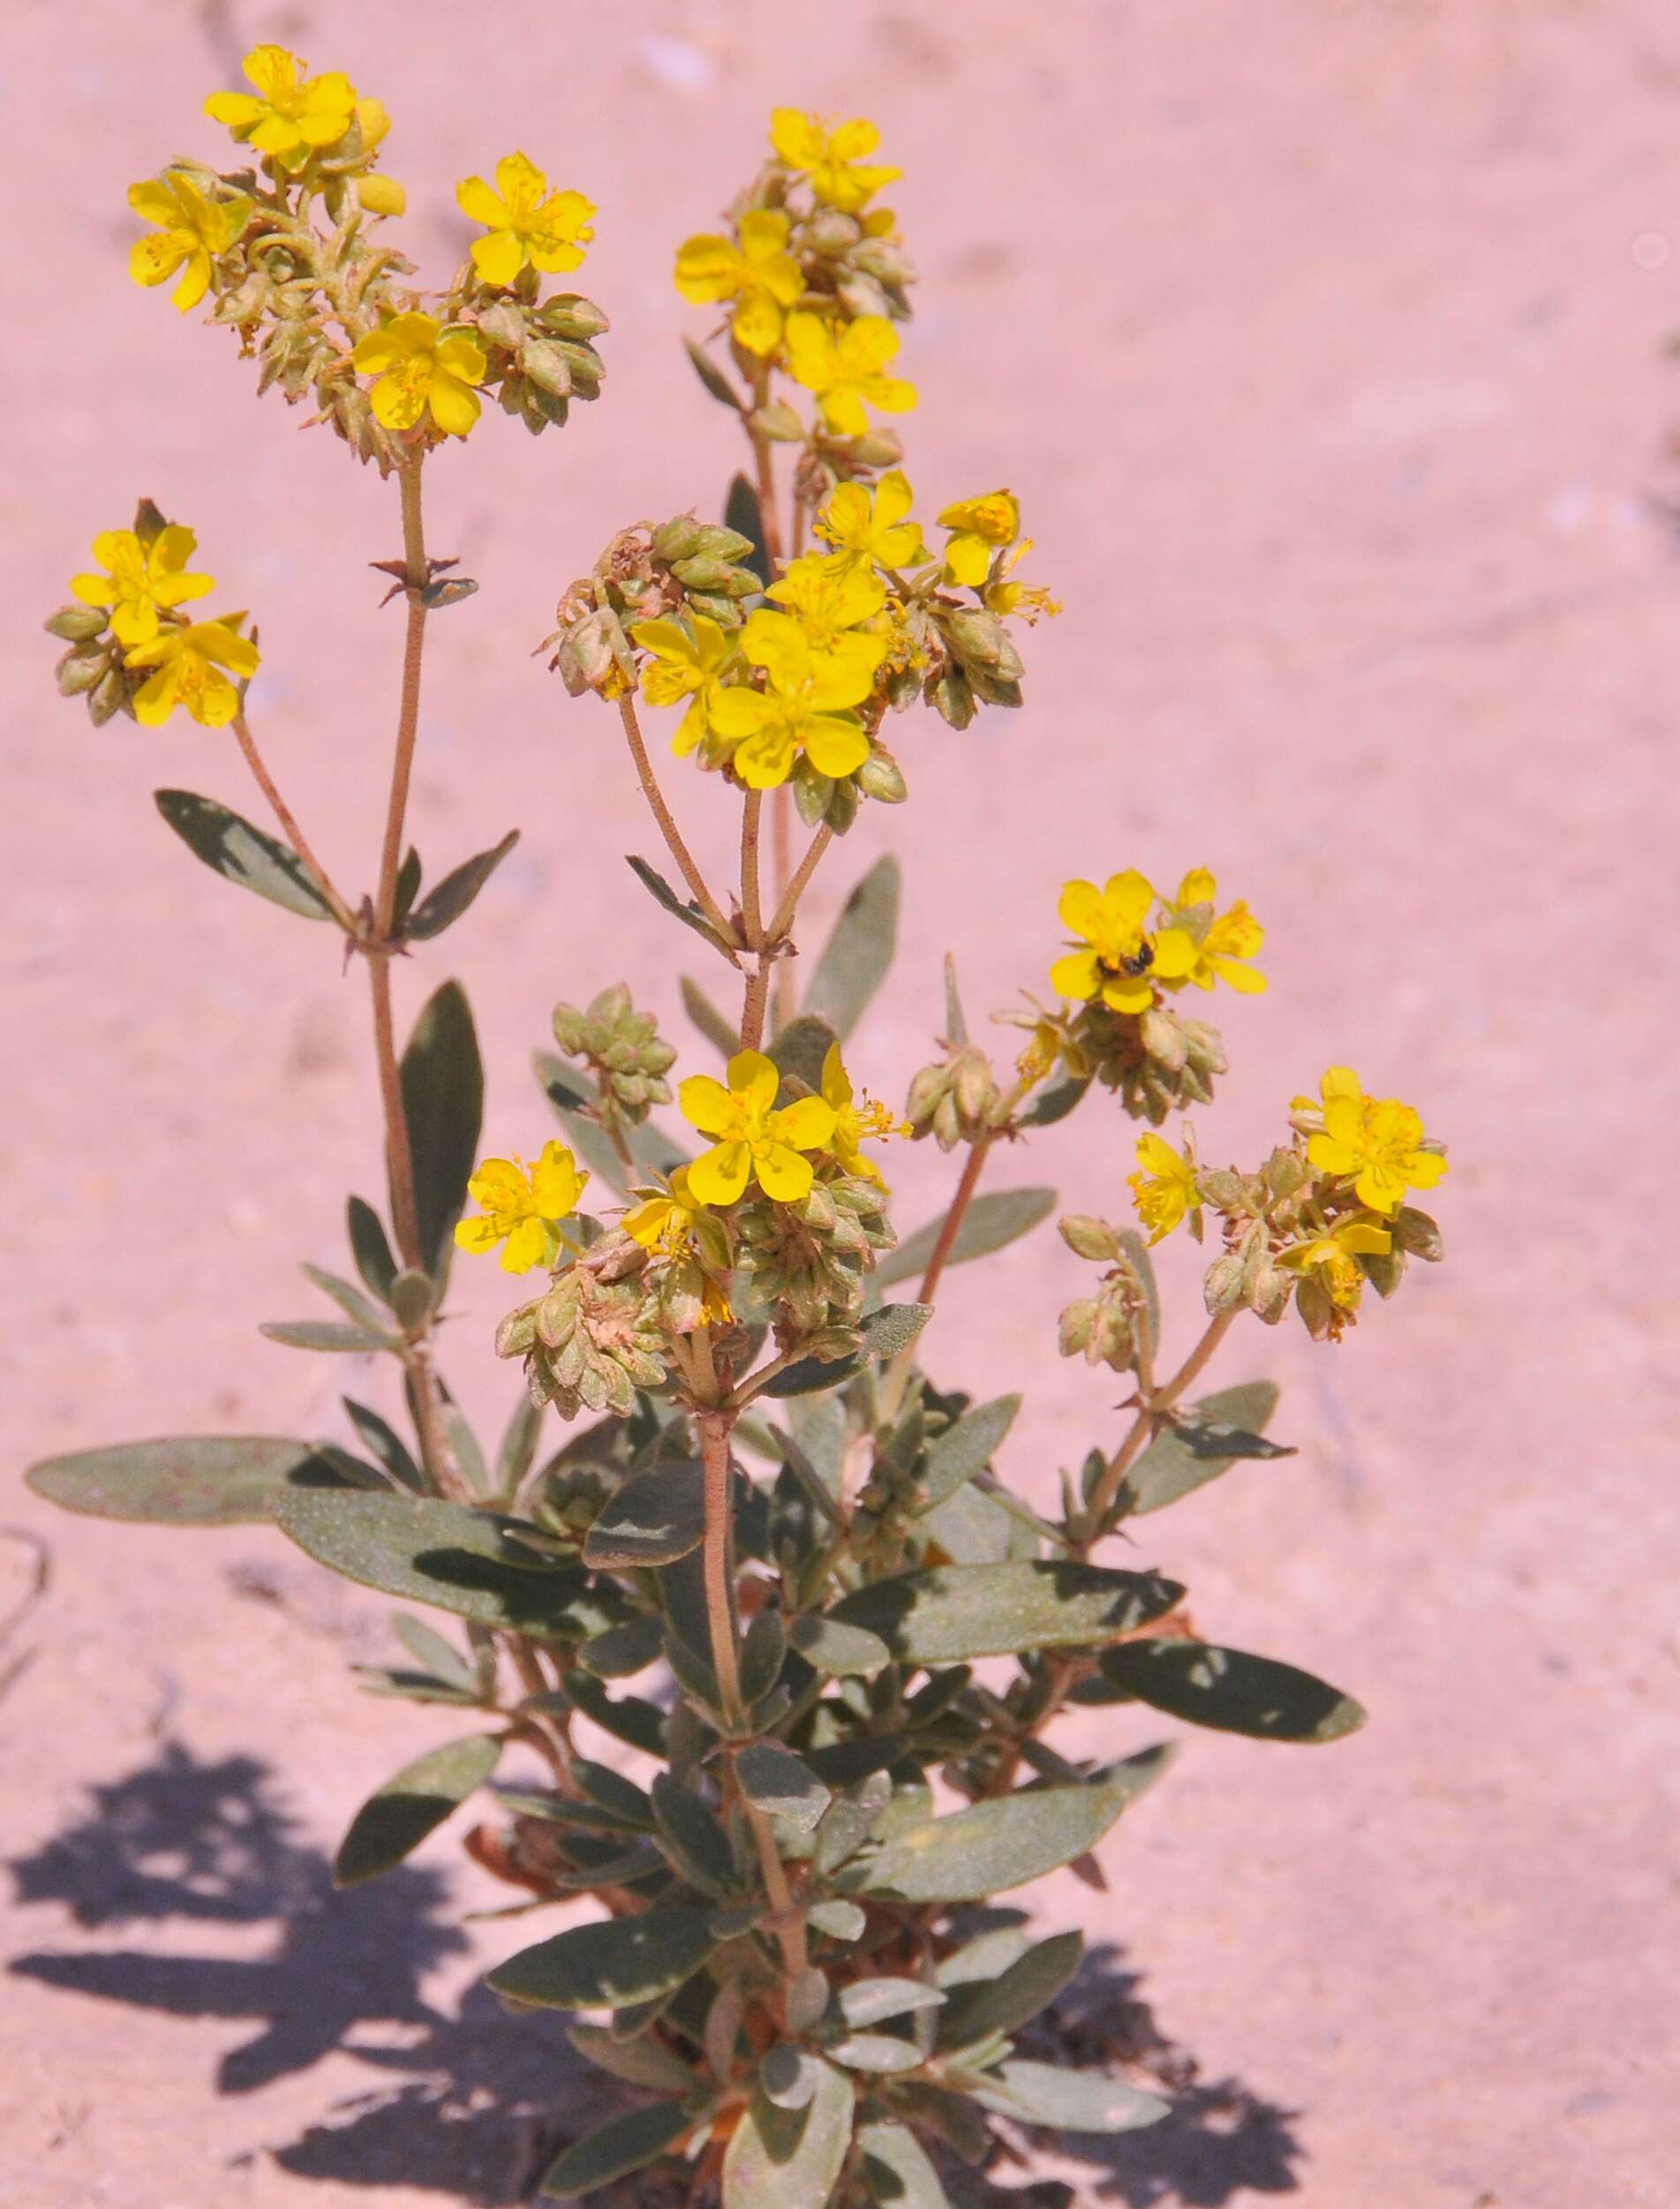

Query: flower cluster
left=1105, top=1067, right=1449, bottom=1341
left=119, top=43, right=606, bottom=465
left=46, top=501, right=260, bottom=730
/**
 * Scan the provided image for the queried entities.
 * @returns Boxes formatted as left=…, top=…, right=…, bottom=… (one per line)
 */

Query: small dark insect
left=1116, top=941, right=1156, bottom=978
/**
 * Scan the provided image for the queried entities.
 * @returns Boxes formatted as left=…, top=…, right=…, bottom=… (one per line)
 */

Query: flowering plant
left=34, top=61, right=1449, bottom=2206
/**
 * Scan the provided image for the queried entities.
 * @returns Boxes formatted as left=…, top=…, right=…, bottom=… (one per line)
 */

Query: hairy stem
left=614, top=691, right=735, bottom=944
left=1080, top=1306, right=1240, bottom=1541
left=697, top=1412, right=744, bottom=1725
left=765, top=822, right=834, bottom=953
left=740, top=1783, right=809, bottom=1984
left=230, top=712, right=358, bottom=934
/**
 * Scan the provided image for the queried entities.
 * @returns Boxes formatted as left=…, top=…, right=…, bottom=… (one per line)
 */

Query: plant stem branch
left=374, top=451, right=429, bottom=944
left=614, top=691, right=735, bottom=944
left=1081, top=1305, right=1241, bottom=1548
left=739, top=1784, right=809, bottom=1983
left=697, top=1413, right=744, bottom=1726
left=917, top=1134, right=994, bottom=1308
left=765, top=823, right=834, bottom=952
left=230, top=713, right=358, bottom=934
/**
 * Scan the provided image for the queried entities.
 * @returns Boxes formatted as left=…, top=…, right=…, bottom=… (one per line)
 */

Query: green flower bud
left=1059, top=1215, right=1120, bottom=1264
left=45, top=606, right=109, bottom=644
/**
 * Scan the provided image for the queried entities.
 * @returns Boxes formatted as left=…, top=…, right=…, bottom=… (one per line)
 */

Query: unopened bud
left=46, top=606, right=108, bottom=644
left=1059, top=1215, right=1119, bottom=1263
left=1391, top=1205, right=1443, bottom=1261
left=855, top=749, right=907, bottom=804
left=521, top=339, right=574, bottom=399
left=356, top=173, right=406, bottom=217
left=652, top=515, right=707, bottom=563
left=1203, top=1253, right=1247, bottom=1316
left=55, top=644, right=105, bottom=696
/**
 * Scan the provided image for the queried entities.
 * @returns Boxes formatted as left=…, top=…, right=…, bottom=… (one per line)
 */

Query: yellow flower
left=454, top=1142, right=588, bottom=1273
left=1280, top=1217, right=1394, bottom=1316
left=820, top=1043, right=905, bottom=1187
left=1050, top=871, right=1158, bottom=1015
left=623, top=1165, right=707, bottom=1255
left=674, top=209, right=803, bottom=357
left=349, top=313, right=487, bottom=438
left=770, top=109, right=900, bottom=212
left=709, top=614, right=876, bottom=789
left=124, top=620, right=260, bottom=729
left=984, top=539, right=1061, bottom=622
left=938, top=491, right=1020, bottom=589
left=204, top=44, right=358, bottom=168
left=679, top=1051, right=837, bottom=1206
left=357, top=174, right=407, bottom=219
left=1127, top=1133, right=1201, bottom=1244
left=629, top=614, right=739, bottom=759
left=785, top=313, right=916, bottom=439
left=456, top=153, right=596, bottom=286
left=127, top=174, right=252, bottom=312
left=814, top=469, right=925, bottom=574
left=1150, top=870, right=1266, bottom=996
left=765, top=556, right=890, bottom=663
left=72, top=525, right=213, bottom=650
left=1304, top=1067, right=1448, bottom=1217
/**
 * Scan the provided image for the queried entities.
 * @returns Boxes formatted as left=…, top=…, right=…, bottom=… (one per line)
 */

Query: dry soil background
left=3, top=3, right=1677, bottom=2205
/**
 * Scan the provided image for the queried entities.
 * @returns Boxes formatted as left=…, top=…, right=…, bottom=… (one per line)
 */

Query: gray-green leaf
left=334, top=1733, right=501, bottom=1886
left=583, top=1463, right=705, bottom=1568
left=857, top=2120, right=950, bottom=2207
left=26, top=1435, right=338, bottom=1526
left=154, top=788, right=333, bottom=921
left=914, top=1395, right=1020, bottom=1514
left=802, top=856, right=900, bottom=1040
left=878, top=1188, right=1057, bottom=1289
left=938, top=1932, right=1081, bottom=2048
left=404, top=829, right=519, bottom=940
left=400, top=980, right=483, bottom=1277
left=539, top=2100, right=694, bottom=2196
left=721, top=2059, right=855, bottom=2209
left=830, top=1560, right=1183, bottom=1665
left=966, top=2058, right=1168, bottom=2135
left=489, top=1904, right=715, bottom=2009
left=1098, top=1639, right=1366, bottom=1744
left=1116, top=1383, right=1288, bottom=1518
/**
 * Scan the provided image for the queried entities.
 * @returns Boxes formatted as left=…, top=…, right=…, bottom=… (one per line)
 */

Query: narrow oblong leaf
left=839, top=1977, right=945, bottom=2027
left=857, top=1763, right=1168, bottom=1904
left=534, top=1051, right=688, bottom=1195
left=400, top=980, right=484, bottom=1276
left=938, top=1931, right=1082, bottom=2048
left=652, top=1773, right=738, bottom=1896
left=405, top=829, right=519, bottom=940
left=914, top=1395, right=1020, bottom=1514
left=539, top=2099, right=694, bottom=2197
left=488, top=1904, right=715, bottom=2009
left=681, top=973, right=739, bottom=1057
left=788, top=1613, right=891, bottom=1677
left=858, top=2120, right=950, bottom=2207
left=685, top=335, right=745, bottom=411
left=154, top=788, right=332, bottom=921
left=761, top=1303, right=930, bottom=1400
left=276, top=1489, right=617, bottom=1639
left=878, top=1187, right=1057, bottom=1289
left=261, top=1319, right=395, bottom=1353
left=829, top=1560, right=1183, bottom=1665
left=334, top=1732, right=501, bottom=1886
left=767, top=1013, right=839, bottom=1095
left=735, top=1742, right=831, bottom=1834
left=721, top=2059, right=855, bottom=2209
left=802, top=856, right=900, bottom=1039
left=347, top=1196, right=398, bottom=1303
left=1117, top=1382, right=1289, bottom=1518
left=966, top=2058, right=1168, bottom=2135
left=26, top=1436, right=337, bottom=1527
left=725, top=471, right=771, bottom=586
left=583, top=1463, right=705, bottom=1568
left=941, top=953, right=969, bottom=1045
left=567, top=2020, right=699, bottom=2095
left=1098, top=1639, right=1366, bottom=1744
left=830, top=2033, right=923, bottom=2074
left=626, top=854, right=739, bottom=955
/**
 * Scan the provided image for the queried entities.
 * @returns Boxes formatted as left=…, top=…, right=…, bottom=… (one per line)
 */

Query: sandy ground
left=3, top=2, right=1677, bottom=2204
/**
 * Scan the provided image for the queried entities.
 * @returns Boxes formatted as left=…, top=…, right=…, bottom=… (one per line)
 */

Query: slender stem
left=230, top=713, right=358, bottom=934
left=916, top=1134, right=993, bottom=1308
left=771, top=794, right=796, bottom=1030
left=614, top=691, right=736, bottom=945
left=697, top=1413, right=744, bottom=1725
left=1081, top=1306, right=1240, bottom=1546
left=740, top=1783, right=809, bottom=1983
left=367, top=952, right=421, bottom=1270
left=765, top=823, right=834, bottom=952
left=374, top=451, right=429, bottom=942
left=740, top=790, right=765, bottom=946
left=740, top=964, right=772, bottom=1053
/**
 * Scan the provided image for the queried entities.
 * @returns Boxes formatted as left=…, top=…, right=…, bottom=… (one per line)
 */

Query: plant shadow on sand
left=8, top=1742, right=1302, bottom=2205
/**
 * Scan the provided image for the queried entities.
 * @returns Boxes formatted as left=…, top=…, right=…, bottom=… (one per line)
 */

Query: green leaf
left=721, top=2059, right=854, bottom=2209
left=652, top=1772, right=737, bottom=1897
left=347, top=1197, right=398, bottom=1303
left=534, top=1052, right=688, bottom=1195
left=681, top=973, right=739, bottom=1057
left=627, top=853, right=739, bottom=955
left=583, top=1463, right=705, bottom=1568
left=735, top=1742, right=831, bottom=1834
left=767, top=1014, right=839, bottom=1095
left=725, top=471, right=771, bottom=588
left=1116, top=1383, right=1290, bottom=1518
left=829, top=2033, right=923, bottom=2074
left=1021, top=1074, right=1090, bottom=1127
left=567, top=2020, right=699, bottom=2095
left=802, top=856, right=900, bottom=1039
left=305, top=1265, right=398, bottom=1331
left=405, top=829, right=519, bottom=940
left=566, top=1671, right=667, bottom=1755
left=488, top=1904, right=715, bottom=2009
left=685, top=335, right=745, bottom=411
left=914, top=1395, right=1020, bottom=1514
left=857, top=1761, right=1170, bottom=1903
left=762, top=2044, right=825, bottom=2110
left=261, top=1320, right=396, bottom=1353
left=1097, top=1639, right=1366, bottom=1744
left=938, top=1932, right=1082, bottom=2049
left=494, top=1394, right=546, bottom=1496
left=760, top=1304, right=930, bottom=1399
left=26, top=1435, right=339, bottom=1526
left=390, top=1611, right=477, bottom=1691
left=839, top=1977, right=945, bottom=2027
left=539, top=2100, right=693, bottom=2197
left=829, top=1560, right=1183, bottom=1665
left=577, top=1613, right=665, bottom=1678
left=966, top=2058, right=1168, bottom=2135
left=275, top=1489, right=615, bottom=1638
left=809, top=1899, right=866, bottom=1942
left=400, top=980, right=483, bottom=1276
left=334, top=1732, right=501, bottom=1886
left=788, top=1613, right=891, bottom=1677
left=941, top=953, right=968, bottom=1046
left=154, top=788, right=332, bottom=922
left=858, top=2121, right=950, bottom=2207
left=877, top=1188, right=1057, bottom=1289
left=394, top=844, right=423, bottom=928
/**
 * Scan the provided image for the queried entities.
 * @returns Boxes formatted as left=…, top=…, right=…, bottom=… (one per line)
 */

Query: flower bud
left=1059, top=1215, right=1120, bottom=1263
left=521, top=340, right=574, bottom=399
left=55, top=644, right=105, bottom=697
left=953, top=1045, right=1000, bottom=1126
left=538, top=293, right=611, bottom=342
left=1138, top=1006, right=1187, bottom=1074
left=1195, top=1167, right=1247, bottom=1212
left=855, top=748, right=908, bottom=804
left=356, top=174, right=406, bottom=217
left=1391, top=1205, right=1443, bottom=1261
left=88, top=667, right=129, bottom=725
left=46, top=606, right=109, bottom=644
left=1203, top=1252, right=1247, bottom=1316
left=354, top=95, right=392, bottom=150
left=652, top=515, right=707, bottom=563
